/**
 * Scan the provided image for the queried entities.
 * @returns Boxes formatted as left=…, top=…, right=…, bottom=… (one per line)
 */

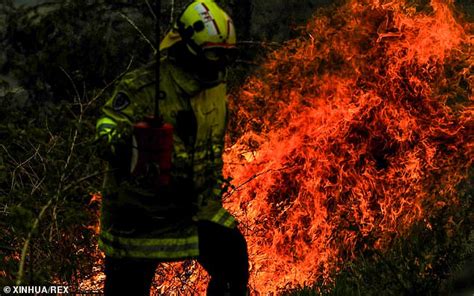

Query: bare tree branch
left=169, top=0, right=175, bottom=26
left=145, top=0, right=156, bottom=20
left=119, top=12, right=157, bottom=53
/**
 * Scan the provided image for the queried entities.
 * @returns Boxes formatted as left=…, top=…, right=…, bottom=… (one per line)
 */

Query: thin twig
left=144, top=0, right=156, bottom=20
left=119, top=12, right=157, bottom=53
left=169, top=0, right=175, bottom=26
left=237, top=40, right=282, bottom=47
left=62, top=170, right=112, bottom=193
left=223, top=165, right=295, bottom=200
left=83, top=55, right=134, bottom=113
left=16, top=198, right=53, bottom=285
left=30, top=176, right=45, bottom=196
left=59, top=66, right=81, bottom=109
left=235, top=59, right=259, bottom=66
left=3, top=144, right=41, bottom=193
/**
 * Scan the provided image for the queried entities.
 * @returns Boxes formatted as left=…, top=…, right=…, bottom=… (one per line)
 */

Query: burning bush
left=223, top=0, right=472, bottom=293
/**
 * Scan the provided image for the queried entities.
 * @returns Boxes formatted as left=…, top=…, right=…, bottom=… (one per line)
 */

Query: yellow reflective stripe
left=212, top=188, right=221, bottom=196
left=175, top=152, right=190, bottom=159
left=99, top=231, right=199, bottom=259
left=212, top=145, right=223, bottom=154
left=217, top=211, right=231, bottom=225
left=97, top=126, right=115, bottom=137
left=97, top=123, right=115, bottom=130
left=223, top=217, right=236, bottom=228
left=96, top=116, right=117, bottom=129
left=100, top=230, right=197, bottom=247
left=210, top=208, right=236, bottom=228
left=211, top=208, right=226, bottom=224
left=99, top=237, right=199, bottom=259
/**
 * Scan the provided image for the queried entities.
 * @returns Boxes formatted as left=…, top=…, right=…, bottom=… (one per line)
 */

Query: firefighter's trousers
left=104, top=221, right=249, bottom=296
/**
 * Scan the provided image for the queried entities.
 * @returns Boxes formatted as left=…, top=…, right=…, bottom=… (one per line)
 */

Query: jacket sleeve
left=96, top=76, right=142, bottom=167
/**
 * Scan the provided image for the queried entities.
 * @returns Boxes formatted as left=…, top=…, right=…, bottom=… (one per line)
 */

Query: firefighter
left=95, top=1, right=248, bottom=295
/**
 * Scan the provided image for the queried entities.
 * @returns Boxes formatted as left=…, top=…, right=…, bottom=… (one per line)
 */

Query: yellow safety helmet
left=161, top=0, right=237, bottom=63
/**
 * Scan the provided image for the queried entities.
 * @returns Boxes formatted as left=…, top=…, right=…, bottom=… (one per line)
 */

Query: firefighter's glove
left=95, top=117, right=132, bottom=162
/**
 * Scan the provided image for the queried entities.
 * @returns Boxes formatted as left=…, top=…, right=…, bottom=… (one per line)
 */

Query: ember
left=98, top=0, right=473, bottom=294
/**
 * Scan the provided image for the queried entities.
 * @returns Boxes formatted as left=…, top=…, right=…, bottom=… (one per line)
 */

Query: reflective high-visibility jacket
left=96, top=57, right=235, bottom=259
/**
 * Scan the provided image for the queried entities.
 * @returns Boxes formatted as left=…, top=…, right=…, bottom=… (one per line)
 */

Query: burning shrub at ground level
left=223, top=0, right=473, bottom=294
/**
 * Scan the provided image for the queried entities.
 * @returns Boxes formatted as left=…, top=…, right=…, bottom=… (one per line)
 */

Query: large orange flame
left=223, top=0, right=472, bottom=293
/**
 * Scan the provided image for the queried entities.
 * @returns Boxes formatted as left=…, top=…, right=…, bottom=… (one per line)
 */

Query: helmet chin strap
left=169, top=41, right=226, bottom=87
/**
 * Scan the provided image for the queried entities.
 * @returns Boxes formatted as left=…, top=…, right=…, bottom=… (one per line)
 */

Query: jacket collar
left=168, top=61, right=203, bottom=97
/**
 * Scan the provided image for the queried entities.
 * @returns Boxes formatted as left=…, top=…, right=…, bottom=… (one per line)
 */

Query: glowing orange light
left=223, top=0, right=472, bottom=293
